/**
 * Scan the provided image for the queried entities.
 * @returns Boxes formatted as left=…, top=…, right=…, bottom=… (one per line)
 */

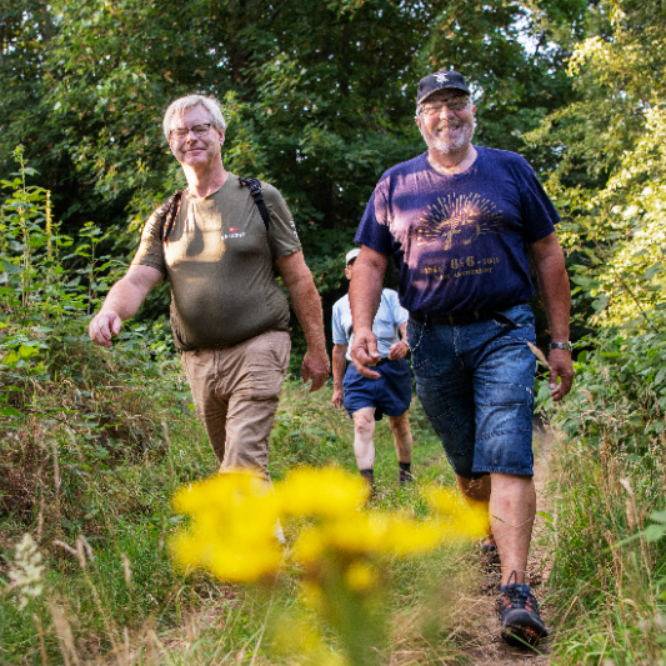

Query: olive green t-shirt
left=131, top=174, right=302, bottom=351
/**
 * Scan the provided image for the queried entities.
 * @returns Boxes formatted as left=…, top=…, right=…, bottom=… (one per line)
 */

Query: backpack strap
left=159, top=190, right=183, bottom=243
left=238, top=177, right=270, bottom=233
left=158, top=178, right=268, bottom=242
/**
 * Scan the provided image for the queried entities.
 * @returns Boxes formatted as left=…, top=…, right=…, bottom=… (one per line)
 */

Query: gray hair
left=163, top=95, right=227, bottom=140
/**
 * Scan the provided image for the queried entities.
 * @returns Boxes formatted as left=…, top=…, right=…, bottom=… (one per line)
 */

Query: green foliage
left=0, top=0, right=581, bottom=351
left=0, top=147, right=119, bottom=416
left=525, top=0, right=666, bottom=333
left=526, top=5, right=666, bottom=653
left=536, top=321, right=666, bottom=663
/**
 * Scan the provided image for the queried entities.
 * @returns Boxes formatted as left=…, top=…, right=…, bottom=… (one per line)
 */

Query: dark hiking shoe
left=482, top=543, right=501, bottom=575
left=359, top=469, right=376, bottom=499
left=399, top=469, right=413, bottom=485
left=496, top=582, right=548, bottom=647
left=479, top=543, right=501, bottom=593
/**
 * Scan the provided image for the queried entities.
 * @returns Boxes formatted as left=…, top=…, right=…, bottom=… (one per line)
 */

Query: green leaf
left=18, top=344, right=40, bottom=359
left=649, top=510, right=666, bottom=525
left=1, top=406, right=20, bottom=418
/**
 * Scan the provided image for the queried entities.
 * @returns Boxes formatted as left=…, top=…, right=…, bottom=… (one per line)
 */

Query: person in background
left=332, top=248, right=413, bottom=489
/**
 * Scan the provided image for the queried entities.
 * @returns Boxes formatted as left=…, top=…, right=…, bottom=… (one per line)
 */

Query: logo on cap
left=434, top=72, right=450, bottom=83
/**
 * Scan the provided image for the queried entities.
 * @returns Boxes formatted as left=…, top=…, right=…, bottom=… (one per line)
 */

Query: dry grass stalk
left=527, top=342, right=551, bottom=371
left=49, top=598, right=81, bottom=666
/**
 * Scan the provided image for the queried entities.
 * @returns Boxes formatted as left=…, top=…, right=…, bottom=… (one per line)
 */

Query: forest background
left=1, top=0, right=666, bottom=663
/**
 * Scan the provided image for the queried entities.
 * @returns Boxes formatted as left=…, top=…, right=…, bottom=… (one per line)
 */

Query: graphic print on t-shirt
left=354, top=148, right=560, bottom=315
left=416, top=193, right=503, bottom=251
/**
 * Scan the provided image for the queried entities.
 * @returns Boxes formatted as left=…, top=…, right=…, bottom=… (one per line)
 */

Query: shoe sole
left=501, top=620, right=548, bottom=647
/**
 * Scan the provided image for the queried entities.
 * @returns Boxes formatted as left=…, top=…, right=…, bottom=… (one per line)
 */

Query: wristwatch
left=549, top=341, right=572, bottom=352
left=401, top=340, right=410, bottom=351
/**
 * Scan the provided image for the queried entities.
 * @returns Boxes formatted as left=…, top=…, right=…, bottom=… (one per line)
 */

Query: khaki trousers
left=182, top=330, right=291, bottom=479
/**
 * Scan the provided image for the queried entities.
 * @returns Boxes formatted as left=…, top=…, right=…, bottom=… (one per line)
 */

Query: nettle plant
left=0, top=147, right=113, bottom=419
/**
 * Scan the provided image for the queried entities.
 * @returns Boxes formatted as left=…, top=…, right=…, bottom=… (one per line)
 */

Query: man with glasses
left=349, top=71, right=573, bottom=646
left=331, top=248, right=413, bottom=489
left=89, top=94, right=329, bottom=481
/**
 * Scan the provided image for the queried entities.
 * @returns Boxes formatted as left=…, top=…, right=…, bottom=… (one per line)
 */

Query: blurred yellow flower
left=345, top=561, right=375, bottom=591
left=383, top=514, right=446, bottom=555
left=271, top=616, right=321, bottom=655
left=170, top=472, right=283, bottom=583
left=277, top=467, right=368, bottom=517
left=293, top=510, right=447, bottom=565
left=293, top=526, right=326, bottom=564
left=169, top=470, right=486, bottom=589
left=424, top=486, right=489, bottom=539
left=325, top=512, right=389, bottom=554
left=299, top=580, right=324, bottom=609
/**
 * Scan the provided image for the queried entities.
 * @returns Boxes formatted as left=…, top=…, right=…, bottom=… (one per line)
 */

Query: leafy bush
left=539, top=321, right=666, bottom=664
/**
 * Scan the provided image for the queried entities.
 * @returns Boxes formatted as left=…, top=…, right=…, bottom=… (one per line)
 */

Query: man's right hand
left=301, top=347, right=330, bottom=393
left=89, top=311, right=122, bottom=348
left=331, top=387, right=344, bottom=409
left=350, top=327, right=381, bottom=379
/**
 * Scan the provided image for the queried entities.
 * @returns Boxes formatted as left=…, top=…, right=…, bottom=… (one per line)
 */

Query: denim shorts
left=343, top=358, right=412, bottom=421
left=407, top=303, right=536, bottom=479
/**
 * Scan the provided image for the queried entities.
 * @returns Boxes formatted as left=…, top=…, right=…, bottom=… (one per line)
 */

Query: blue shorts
left=342, top=358, right=412, bottom=421
left=407, top=303, right=536, bottom=479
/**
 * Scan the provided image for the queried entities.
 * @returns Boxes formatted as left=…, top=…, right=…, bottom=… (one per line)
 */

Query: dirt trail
left=454, top=427, right=555, bottom=665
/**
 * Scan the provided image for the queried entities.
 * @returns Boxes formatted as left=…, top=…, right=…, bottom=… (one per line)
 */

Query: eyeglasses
left=420, top=98, right=469, bottom=115
left=169, top=123, right=213, bottom=139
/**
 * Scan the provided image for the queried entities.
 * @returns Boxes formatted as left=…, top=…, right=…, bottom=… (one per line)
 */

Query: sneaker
left=496, top=581, right=548, bottom=647
left=482, top=543, right=501, bottom=575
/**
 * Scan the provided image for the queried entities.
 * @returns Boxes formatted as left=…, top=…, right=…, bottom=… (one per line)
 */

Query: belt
left=409, top=302, right=529, bottom=328
left=347, top=357, right=392, bottom=369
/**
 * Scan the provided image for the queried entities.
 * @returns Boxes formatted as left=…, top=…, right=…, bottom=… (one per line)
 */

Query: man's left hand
left=388, top=340, right=409, bottom=361
left=301, top=348, right=330, bottom=392
left=548, top=349, right=574, bottom=401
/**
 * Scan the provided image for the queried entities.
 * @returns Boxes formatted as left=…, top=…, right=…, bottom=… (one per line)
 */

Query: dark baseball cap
left=416, top=70, right=471, bottom=105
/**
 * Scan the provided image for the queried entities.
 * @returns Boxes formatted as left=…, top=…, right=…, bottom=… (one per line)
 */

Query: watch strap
left=549, top=341, right=572, bottom=352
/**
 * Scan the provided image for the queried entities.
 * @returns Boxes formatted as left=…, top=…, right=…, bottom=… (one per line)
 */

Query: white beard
left=430, top=117, right=476, bottom=154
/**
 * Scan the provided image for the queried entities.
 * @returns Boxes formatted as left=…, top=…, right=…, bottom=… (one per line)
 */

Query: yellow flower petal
left=277, top=467, right=368, bottom=517
left=345, top=561, right=375, bottom=591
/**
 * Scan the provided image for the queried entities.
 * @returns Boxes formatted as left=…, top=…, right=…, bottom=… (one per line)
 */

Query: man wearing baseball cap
left=349, top=70, right=573, bottom=646
left=331, top=248, right=414, bottom=489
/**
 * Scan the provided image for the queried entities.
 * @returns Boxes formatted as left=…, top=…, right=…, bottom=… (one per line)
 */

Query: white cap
left=345, top=248, right=361, bottom=265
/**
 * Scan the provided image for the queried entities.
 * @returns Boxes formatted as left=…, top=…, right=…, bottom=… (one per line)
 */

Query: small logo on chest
left=222, top=227, right=246, bottom=240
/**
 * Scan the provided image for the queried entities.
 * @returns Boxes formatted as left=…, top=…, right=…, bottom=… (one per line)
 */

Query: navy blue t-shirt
left=355, top=147, right=560, bottom=316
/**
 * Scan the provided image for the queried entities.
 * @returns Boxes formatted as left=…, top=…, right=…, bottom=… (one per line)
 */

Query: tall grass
left=1, top=150, right=480, bottom=665
left=1, top=363, right=475, bottom=664
left=542, top=326, right=666, bottom=665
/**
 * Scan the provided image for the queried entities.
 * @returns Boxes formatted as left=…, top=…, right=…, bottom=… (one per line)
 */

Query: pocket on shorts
left=407, top=319, right=424, bottom=353
left=491, top=303, right=536, bottom=341
left=246, top=332, right=290, bottom=399
left=484, top=380, right=534, bottom=407
left=407, top=320, right=429, bottom=372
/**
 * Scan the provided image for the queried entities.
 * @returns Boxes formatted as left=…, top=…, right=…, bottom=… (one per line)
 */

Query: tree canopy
left=2, top=1, right=577, bottom=253
left=6, top=0, right=662, bottom=344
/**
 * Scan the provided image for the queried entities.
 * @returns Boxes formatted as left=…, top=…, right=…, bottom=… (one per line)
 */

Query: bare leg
left=489, top=473, right=536, bottom=586
left=387, top=411, right=412, bottom=463
left=352, top=407, right=376, bottom=470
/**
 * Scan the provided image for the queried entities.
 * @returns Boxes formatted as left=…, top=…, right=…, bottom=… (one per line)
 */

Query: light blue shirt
left=332, top=288, right=409, bottom=361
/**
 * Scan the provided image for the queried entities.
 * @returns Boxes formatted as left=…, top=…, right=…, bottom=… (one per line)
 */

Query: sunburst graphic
left=416, top=194, right=504, bottom=250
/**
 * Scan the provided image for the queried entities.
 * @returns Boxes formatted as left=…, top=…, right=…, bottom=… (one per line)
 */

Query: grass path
left=450, top=427, right=555, bottom=665
left=0, top=375, right=563, bottom=665
left=272, top=388, right=559, bottom=665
